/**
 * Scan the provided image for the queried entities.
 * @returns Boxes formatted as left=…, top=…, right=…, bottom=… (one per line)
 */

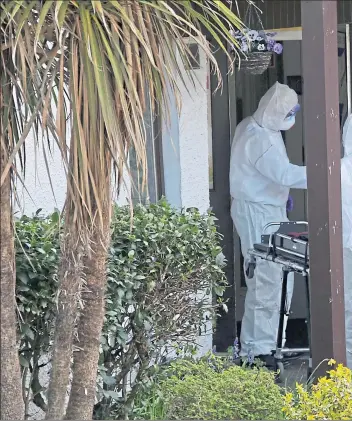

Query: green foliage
left=15, top=211, right=60, bottom=411
left=283, top=360, right=352, bottom=420
left=132, top=386, right=166, bottom=421
left=14, top=201, right=227, bottom=417
left=96, top=200, right=227, bottom=418
left=131, top=354, right=284, bottom=420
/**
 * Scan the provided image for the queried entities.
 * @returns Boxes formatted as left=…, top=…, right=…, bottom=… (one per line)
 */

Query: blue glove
left=286, top=195, right=294, bottom=212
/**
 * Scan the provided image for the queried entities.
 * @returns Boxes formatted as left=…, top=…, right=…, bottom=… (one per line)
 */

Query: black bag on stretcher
left=251, top=221, right=309, bottom=268
left=246, top=221, right=311, bottom=382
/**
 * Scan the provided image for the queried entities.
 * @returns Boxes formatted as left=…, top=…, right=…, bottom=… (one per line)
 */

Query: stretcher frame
left=247, top=222, right=312, bottom=381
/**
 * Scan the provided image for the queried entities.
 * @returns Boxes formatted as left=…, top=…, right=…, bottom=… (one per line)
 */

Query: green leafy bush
left=96, top=200, right=227, bottom=418
left=15, top=211, right=60, bottom=412
left=283, top=359, right=352, bottom=420
left=132, top=355, right=284, bottom=420
left=14, top=201, right=227, bottom=418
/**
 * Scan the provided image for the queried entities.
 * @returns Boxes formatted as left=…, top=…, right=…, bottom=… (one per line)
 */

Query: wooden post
left=301, top=0, right=346, bottom=376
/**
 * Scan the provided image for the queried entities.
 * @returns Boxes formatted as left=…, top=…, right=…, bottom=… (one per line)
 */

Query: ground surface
left=215, top=351, right=309, bottom=391
left=280, top=354, right=308, bottom=389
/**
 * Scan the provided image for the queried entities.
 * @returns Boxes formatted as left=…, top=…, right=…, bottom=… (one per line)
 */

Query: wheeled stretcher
left=246, top=221, right=312, bottom=381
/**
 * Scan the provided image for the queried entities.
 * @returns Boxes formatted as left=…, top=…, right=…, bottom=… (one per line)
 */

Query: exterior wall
left=161, top=84, right=182, bottom=208
left=179, top=48, right=212, bottom=353
left=178, top=54, right=210, bottom=215
left=162, top=45, right=210, bottom=214
left=162, top=44, right=212, bottom=354
left=15, top=133, right=131, bottom=216
left=15, top=134, right=67, bottom=216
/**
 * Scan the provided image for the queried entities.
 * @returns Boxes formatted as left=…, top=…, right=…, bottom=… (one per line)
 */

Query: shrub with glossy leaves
left=15, top=211, right=60, bottom=412
left=283, top=360, right=352, bottom=420
left=14, top=201, right=227, bottom=418
left=96, top=200, right=227, bottom=418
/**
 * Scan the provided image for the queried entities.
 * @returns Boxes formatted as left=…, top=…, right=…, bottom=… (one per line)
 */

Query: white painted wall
left=178, top=51, right=211, bottom=215
left=178, top=47, right=212, bottom=354
left=15, top=134, right=131, bottom=216
left=14, top=134, right=67, bottom=216
left=161, top=44, right=212, bottom=354
left=162, top=45, right=211, bottom=216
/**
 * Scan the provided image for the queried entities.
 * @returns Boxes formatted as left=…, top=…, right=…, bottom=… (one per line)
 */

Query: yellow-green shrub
left=133, top=355, right=284, bottom=420
left=283, top=360, right=352, bottom=420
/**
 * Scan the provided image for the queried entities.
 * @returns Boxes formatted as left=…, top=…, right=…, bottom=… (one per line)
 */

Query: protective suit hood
left=253, top=82, right=298, bottom=131
left=343, top=114, right=352, bottom=156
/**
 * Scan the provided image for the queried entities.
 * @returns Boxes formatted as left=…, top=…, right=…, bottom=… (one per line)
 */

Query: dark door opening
left=210, top=47, right=284, bottom=352
left=210, top=48, right=236, bottom=352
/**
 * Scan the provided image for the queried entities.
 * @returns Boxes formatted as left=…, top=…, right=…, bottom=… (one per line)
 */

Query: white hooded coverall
left=341, top=114, right=352, bottom=368
left=230, top=82, right=307, bottom=357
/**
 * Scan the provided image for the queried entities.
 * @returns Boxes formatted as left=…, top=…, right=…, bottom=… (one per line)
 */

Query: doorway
left=211, top=25, right=350, bottom=351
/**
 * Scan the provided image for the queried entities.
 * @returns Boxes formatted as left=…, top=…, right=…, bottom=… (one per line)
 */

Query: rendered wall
left=15, top=132, right=131, bottom=216
left=162, top=44, right=212, bottom=354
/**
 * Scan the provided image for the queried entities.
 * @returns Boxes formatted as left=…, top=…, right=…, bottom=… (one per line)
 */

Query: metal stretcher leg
left=277, top=269, right=289, bottom=352
left=304, top=272, right=313, bottom=379
left=274, top=268, right=290, bottom=382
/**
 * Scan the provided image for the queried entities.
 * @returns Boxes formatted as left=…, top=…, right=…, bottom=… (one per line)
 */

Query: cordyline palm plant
left=1, top=4, right=61, bottom=418
left=1, top=1, right=246, bottom=419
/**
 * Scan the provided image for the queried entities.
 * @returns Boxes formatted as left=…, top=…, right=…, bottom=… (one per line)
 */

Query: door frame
left=210, top=47, right=236, bottom=352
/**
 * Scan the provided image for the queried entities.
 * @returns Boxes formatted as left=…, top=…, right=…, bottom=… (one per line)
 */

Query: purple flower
left=231, top=29, right=244, bottom=39
left=241, top=42, right=249, bottom=52
left=273, top=42, right=283, bottom=54
left=266, top=38, right=276, bottom=51
left=247, top=349, right=254, bottom=365
left=286, top=195, right=294, bottom=212
left=233, top=337, right=240, bottom=360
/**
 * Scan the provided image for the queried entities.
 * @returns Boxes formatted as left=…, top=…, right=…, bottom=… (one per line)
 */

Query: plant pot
left=237, top=51, right=273, bottom=75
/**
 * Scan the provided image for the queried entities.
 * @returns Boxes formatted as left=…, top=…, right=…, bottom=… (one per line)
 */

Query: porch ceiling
left=236, top=0, right=351, bottom=29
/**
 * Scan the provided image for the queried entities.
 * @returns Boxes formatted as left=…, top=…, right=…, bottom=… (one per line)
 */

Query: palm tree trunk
left=0, top=150, right=25, bottom=420
left=65, top=215, right=110, bottom=420
left=46, top=228, right=84, bottom=420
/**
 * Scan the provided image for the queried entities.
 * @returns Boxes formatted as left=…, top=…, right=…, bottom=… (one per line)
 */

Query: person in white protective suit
left=341, top=114, right=352, bottom=369
left=230, top=82, right=307, bottom=366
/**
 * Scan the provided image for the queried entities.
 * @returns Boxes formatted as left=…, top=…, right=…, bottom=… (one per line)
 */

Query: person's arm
left=341, top=161, right=352, bottom=248
left=254, top=145, right=307, bottom=189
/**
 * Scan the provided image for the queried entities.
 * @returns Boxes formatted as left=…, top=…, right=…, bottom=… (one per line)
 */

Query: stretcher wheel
left=246, top=263, right=255, bottom=279
left=274, top=360, right=285, bottom=383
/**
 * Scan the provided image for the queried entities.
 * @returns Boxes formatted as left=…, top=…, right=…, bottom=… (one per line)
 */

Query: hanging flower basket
left=230, top=29, right=283, bottom=75
left=238, top=51, right=273, bottom=75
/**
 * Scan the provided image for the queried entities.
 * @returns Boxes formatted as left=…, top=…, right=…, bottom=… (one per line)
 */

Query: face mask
left=280, top=116, right=296, bottom=131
